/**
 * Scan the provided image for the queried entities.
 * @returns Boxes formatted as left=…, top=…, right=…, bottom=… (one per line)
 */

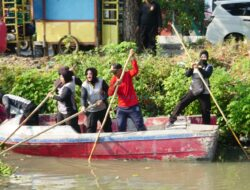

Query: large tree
left=123, top=0, right=141, bottom=41
left=122, top=0, right=205, bottom=39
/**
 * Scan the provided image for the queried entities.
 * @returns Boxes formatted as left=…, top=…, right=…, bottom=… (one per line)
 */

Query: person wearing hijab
left=81, top=67, right=112, bottom=133
left=48, top=69, right=80, bottom=133
left=54, top=66, right=82, bottom=92
left=166, top=50, right=213, bottom=128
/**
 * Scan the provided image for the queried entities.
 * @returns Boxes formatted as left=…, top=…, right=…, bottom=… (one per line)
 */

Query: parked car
left=206, top=0, right=250, bottom=44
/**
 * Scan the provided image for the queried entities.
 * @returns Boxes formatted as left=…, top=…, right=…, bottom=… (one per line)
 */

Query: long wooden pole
left=171, top=24, right=250, bottom=159
left=0, top=83, right=61, bottom=148
left=88, top=51, right=133, bottom=163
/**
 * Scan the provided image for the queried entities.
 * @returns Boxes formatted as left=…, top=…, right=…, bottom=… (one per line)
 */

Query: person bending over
left=0, top=92, right=39, bottom=125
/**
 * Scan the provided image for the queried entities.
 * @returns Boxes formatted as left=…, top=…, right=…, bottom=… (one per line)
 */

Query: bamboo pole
left=171, top=24, right=250, bottom=159
left=88, top=50, right=134, bottom=163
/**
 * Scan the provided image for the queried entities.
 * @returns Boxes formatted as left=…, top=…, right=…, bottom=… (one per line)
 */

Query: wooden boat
left=0, top=114, right=218, bottom=161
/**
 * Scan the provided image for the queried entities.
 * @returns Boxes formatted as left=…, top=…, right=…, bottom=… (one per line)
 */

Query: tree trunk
left=123, top=0, right=141, bottom=41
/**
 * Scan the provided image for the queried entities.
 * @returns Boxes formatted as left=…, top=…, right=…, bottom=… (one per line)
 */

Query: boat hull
left=8, top=137, right=217, bottom=160
left=0, top=115, right=218, bottom=161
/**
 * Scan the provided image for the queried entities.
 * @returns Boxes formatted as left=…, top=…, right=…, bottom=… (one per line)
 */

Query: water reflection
left=1, top=153, right=250, bottom=190
left=89, top=163, right=102, bottom=190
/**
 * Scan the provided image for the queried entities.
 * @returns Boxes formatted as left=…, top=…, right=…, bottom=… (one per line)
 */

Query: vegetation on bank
left=0, top=160, right=12, bottom=176
left=0, top=41, right=250, bottom=140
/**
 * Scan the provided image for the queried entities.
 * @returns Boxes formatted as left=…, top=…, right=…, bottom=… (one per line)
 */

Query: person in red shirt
left=108, top=49, right=146, bottom=132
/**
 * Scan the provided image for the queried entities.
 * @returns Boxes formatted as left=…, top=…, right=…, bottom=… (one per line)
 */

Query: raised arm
left=199, top=65, right=213, bottom=78
left=129, top=59, right=139, bottom=77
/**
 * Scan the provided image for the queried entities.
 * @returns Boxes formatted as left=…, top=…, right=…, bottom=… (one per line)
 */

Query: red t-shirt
left=108, top=59, right=139, bottom=107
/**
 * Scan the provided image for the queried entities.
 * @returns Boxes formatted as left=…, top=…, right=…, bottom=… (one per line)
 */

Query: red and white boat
left=0, top=114, right=218, bottom=161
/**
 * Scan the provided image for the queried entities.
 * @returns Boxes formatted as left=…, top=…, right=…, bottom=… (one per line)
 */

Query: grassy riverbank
left=0, top=41, right=250, bottom=139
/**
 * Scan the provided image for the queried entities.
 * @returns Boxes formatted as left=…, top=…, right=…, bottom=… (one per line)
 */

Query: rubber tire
left=224, top=33, right=244, bottom=42
left=20, top=40, right=29, bottom=51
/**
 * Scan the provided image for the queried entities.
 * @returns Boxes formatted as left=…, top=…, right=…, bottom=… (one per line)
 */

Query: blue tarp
left=33, top=0, right=95, bottom=20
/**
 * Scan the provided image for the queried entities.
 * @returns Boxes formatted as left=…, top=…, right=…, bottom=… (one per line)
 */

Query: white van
left=206, top=0, right=250, bottom=44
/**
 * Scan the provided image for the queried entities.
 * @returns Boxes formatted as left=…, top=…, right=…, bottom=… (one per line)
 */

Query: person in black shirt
left=48, top=70, right=80, bottom=133
left=54, top=66, right=82, bottom=91
left=137, top=0, right=162, bottom=55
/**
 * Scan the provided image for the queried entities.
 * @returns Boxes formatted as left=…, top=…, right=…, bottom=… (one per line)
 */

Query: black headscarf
left=199, top=50, right=209, bottom=66
left=60, top=70, right=73, bottom=83
left=200, top=50, right=209, bottom=59
left=85, top=67, right=98, bottom=84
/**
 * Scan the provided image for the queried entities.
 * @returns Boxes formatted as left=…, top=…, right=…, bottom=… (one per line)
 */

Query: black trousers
left=57, top=110, right=81, bottom=133
left=86, top=109, right=112, bottom=133
left=170, top=90, right=211, bottom=124
left=138, top=25, right=158, bottom=54
left=23, top=103, right=39, bottom=125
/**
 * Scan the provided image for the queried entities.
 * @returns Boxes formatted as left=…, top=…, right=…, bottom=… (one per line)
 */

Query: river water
left=1, top=151, right=250, bottom=190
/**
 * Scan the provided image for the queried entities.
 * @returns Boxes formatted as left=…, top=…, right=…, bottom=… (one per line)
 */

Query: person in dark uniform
left=0, top=93, right=39, bottom=125
left=136, top=0, right=162, bottom=54
left=166, top=50, right=213, bottom=128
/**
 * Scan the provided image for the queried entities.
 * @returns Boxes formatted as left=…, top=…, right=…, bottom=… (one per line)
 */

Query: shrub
left=0, top=66, right=22, bottom=93
left=227, top=83, right=250, bottom=136
left=11, top=69, right=57, bottom=113
left=0, top=160, right=12, bottom=176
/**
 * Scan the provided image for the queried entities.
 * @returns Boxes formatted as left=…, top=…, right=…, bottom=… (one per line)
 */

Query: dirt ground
left=0, top=54, right=51, bottom=68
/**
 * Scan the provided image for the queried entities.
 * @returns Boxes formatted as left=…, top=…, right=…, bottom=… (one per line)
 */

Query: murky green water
left=1, top=152, right=250, bottom=190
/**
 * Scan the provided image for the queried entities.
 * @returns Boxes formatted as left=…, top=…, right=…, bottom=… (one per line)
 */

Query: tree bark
left=123, top=0, right=141, bottom=41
